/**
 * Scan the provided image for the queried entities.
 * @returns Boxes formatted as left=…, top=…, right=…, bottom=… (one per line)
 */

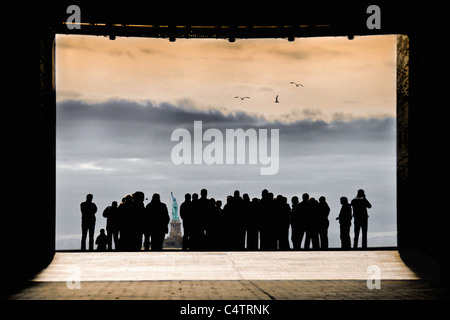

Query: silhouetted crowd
left=80, top=188, right=372, bottom=252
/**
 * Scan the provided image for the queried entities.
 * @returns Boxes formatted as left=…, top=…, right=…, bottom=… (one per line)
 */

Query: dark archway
left=2, top=1, right=449, bottom=297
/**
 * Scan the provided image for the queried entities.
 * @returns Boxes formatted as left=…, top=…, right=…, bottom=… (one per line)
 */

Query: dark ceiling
left=22, top=1, right=418, bottom=39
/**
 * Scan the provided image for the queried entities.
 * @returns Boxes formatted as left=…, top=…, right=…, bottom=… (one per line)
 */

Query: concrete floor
left=8, top=251, right=449, bottom=300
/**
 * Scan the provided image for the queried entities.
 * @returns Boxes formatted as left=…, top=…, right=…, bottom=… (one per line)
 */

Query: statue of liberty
left=171, top=192, right=179, bottom=221
left=166, top=191, right=182, bottom=248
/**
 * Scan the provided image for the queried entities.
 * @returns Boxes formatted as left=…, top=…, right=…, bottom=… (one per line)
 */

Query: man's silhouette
left=266, top=192, right=278, bottom=250
left=305, top=197, right=320, bottom=250
left=248, top=197, right=261, bottom=250
left=318, top=196, right=330, bottom=249
left=259, top=190, right=277, bottom=250
left=243, top=194, right=258, bottom=250
left=80, top=194, right=97, bottom=251
left=199, top=189, right=214, bottom=247
left=225, top=190, right=246, bottom=250
left=276, top=195, right=291, bottom=250
left=337, top=196, right=352, bottom=249
left=190, top=189, right=210, bottom=250
left=215, top=200, right=226, bottom=250
left=103, top=201, right=119, bottom=250
left=189, top=192, right=203, bottom=250
left=291, top=194, right=306, bottom=250
left=117, top=194, right=133, bottom=251
left=130, top=191, right=145, bottom=251
left=351, top=189, right=372, bottom=249
left=222, top=196, right=233, bottom=250
left=205, top=198, right=221, bottom=250
left=291, top=193, right=310, bottom=250
left=145, top=193, right=170, bottom=251
left=290, top=196, right=300, bottom=249
left=180, top=193, right=192, bottom=250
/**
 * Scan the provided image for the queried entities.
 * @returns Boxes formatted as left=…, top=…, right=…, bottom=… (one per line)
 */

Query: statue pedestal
left=164, top=219, right=182, bottom=249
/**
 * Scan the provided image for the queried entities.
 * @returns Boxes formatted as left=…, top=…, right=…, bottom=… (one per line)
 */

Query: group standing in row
left=81, top=192, right=170, bottom=251
left=80, top=188, right=372, bottom=251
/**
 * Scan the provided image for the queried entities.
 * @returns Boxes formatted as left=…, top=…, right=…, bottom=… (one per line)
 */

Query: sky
left=55, top=34, right=397, bottom=249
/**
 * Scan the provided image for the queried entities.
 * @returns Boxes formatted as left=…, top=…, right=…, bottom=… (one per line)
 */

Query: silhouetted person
left=259, top=190, right=277, bottom=250
left=291, top=193, right=308, bottom=250
left=117, top=195, right=131, bottom=251
left=200, top=189, right=216, bottom=250
left=290, top=196, right=300, bottom=249
left=145, top=193, right=170, bottom=251
left=351, top=189, right=372, bottom=249
left=337, top=196, right=352, bottom=249
left=243, top=194, right=258, bottom=250
left=189, top=192, right=203, bottom=250
left=222, top=196, right=233, bottom=250
left=205, top=198, right=221, bottom=250
left=318, top=196, right=330, bottom=249
left=129, top=191, right=145, bottom=251
left=215, top=200, right=226, bottom=250
left=248, top=197, right=261, bottom=250
left=142, top=192, right=159, bottom=251
left=95, top=228, right=108, bottom=251
left=276, top=195, right=291, bottom=250
left=103, top=201, right=119, bottom=250
left=258, top=190, right=268, bottom=250
left=224, top=190, right=246, bottom=250
left=180, top=193, right=192, bottom=250
left=117, top=194, right=133, bottom=250
left=267, top=192, right=278, bottom=250
left=305, top=197, right=320, bottom=249
left=80, top=194, right=97, bottom=251
left=190, top=189, right=210, bottom=250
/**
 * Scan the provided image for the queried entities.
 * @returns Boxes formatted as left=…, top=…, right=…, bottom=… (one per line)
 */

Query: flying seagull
left=274, top=95, right=279, bottom=103
left=290, top=82, right=304, bottom=87
left=234, top=96, right=250, bottom=100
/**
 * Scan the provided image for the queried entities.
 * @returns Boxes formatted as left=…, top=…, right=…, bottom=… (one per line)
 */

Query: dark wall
left=397, top=7, right=450, bottom=282
left=1, top=3, right=56, bottom=296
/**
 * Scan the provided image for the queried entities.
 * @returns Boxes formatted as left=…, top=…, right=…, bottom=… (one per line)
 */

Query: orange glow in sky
left=56, top=34, right=396, bottom=122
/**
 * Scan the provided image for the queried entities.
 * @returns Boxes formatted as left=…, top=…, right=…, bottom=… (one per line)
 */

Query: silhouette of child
left=95, top=229, right=108, bottom=251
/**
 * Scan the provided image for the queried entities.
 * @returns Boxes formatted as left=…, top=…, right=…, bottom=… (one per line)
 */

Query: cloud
left=56, top=98, right=395, bottom=190
left=58, top=161, right=116, bottom=172
left=57, top=98, right=395, bottom=165
left=58, top=98, right=394, bottom=133
left=56, top=98, right=395, bottom=173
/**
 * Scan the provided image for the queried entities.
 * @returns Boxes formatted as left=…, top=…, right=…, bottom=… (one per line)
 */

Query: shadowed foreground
left=9, top=251, right=449, bottom=300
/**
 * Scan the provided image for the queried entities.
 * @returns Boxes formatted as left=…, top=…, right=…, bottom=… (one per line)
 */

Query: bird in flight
left=290, top=82, right=304, bottom=87
left=274, top=95, right=279, bottom=103
left=234, top=96, right=250, bottom=100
